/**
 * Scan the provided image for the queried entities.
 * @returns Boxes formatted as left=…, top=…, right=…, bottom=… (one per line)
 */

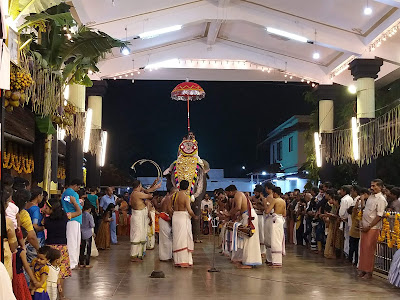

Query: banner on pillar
left=322, top=103, right=400, bottom=166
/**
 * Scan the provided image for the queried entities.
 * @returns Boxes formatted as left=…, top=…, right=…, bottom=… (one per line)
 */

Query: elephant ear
left=202, top=159, right=210, bottom=173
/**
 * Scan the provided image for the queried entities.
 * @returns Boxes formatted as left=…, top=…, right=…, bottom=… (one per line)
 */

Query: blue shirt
left=99, top=194, right=115, bottom=211
left=26, top=205, right=45, bottom=240
left=61, top=188, right=82, bottom=224
left=81, top=211, right=95, bottom=240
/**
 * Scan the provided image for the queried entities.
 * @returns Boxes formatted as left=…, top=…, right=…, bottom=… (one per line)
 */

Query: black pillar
left=86, top=81, right=107, bottom=188
left=86, top=153, right=100, bottom=188
left=33, top=129, right=45, bottom=184
left=314, top=84, right=340, bottom=183
left=66, top=136, right=83, bottom=184
left=349, top=58, right=383, bottom=187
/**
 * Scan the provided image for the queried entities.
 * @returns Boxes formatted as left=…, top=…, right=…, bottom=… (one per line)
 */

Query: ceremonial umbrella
left=171, top=80, right=205, bottom=132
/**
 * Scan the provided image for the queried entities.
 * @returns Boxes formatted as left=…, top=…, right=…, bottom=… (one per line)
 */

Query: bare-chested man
left=225, top=185, right=262, bottom=268
left=129, top=179, right=160, bottom=262
left=159, top=187, right=178, bottom=261
left=172, top=180, right=198, bottom=267
left=264, top=186, right=286, bottom=267
left=251, top=185, right=266, bottom=258
left=263, top=181, right=275, bottom=265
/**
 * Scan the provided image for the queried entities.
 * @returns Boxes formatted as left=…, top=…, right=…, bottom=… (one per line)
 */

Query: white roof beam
left=85, top=1, right=365, bottom=56
left=207, top=21, right=223, bottom=45
left=373, top=0, right=400, bottom=8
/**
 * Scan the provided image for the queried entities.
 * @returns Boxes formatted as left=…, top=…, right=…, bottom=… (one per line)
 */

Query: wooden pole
left=43, top=134, right=52, bottom=193
left=187, top=95, right=190, bottom=132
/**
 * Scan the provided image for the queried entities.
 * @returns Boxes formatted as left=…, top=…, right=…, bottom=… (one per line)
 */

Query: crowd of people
left=3, top=174, right=400, bottom=299
left=2, top=174, right=155, bottom=300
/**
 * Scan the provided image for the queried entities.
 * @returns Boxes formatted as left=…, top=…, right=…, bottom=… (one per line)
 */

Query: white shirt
left=391, top=198, right=400, bottom=212
left=5, top=202, right=19, bottom=229
left=362, top=192, right=387, bottom=230
left=201, top=199, right=213, bottom=210
left=339, top=194, right=353, bottom=221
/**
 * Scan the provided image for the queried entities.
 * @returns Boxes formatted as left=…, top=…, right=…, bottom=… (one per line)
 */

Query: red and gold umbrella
left=171, top=80, right=205, bottom=132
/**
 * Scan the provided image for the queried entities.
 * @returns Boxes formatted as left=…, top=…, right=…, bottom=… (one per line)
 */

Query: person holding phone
left=61, top=179, right=83, bottom=270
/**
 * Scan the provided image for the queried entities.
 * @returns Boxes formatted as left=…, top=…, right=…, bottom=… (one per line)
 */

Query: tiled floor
left=65, top=235, right=400, bottom=299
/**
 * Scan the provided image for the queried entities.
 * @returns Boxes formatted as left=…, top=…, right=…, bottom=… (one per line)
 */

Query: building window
left=289, top=136, right=293, bottom=152
left=277, top=141, right=282, bottom=161
left=272, top=144, right=276, bottom=163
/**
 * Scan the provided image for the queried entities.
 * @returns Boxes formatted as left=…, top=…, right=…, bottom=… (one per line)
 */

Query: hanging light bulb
left=313, top=52, right=320, bottom=60
left=364, top=0, right=372, bottom=15
left=348, top=84, right=357, bottom=94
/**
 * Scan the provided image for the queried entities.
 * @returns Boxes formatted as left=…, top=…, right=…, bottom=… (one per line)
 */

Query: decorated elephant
left=164, top=137, right=210, bottom=241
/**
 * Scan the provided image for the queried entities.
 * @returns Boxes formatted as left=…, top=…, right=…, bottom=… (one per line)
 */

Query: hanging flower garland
left=378, top=213, right=400, bottom=249
left=57, top=165, right=66, bottom=180
left=2, top=142, right=34, bottom=174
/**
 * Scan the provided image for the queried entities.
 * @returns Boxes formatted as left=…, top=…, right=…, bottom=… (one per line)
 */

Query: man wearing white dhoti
left=146, top=202, right=156, bottom=250
left=172, top=180, right=198, bottom=267
left=159, top=188, right=177, bottom=261
left=251, top=185, right=266, bottom=258
left=264, top=186, right=286, bottom=267
left=130, top=179, right=160, bottom=262
left=226, top=185, right=262, bottom=268
left=263, top=181, right=275, bottom=265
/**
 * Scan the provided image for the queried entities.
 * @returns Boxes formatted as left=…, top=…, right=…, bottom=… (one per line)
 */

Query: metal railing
left=374, top=212, right=398, bottom=275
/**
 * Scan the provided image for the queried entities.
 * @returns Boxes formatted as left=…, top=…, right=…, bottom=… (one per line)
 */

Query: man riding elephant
left=164, top=132, right=209, bottom=242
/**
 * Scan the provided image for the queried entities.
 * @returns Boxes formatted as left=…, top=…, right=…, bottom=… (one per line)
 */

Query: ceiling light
left=266, top=27, right=308, bottom=43
left=289, top=76, right=293, bottom=79
left=262, top=171, right=267, bottom=175
left=301, top=79, right=305, bottom=82
left=119, top=76, right=122, bottom=78
left=139, top=25, right=182, bottom=39
left=138, top=71, right=141, bottom=74
left=284, top=74, right=288, bottom=78
left=88, top=70, right=93, bottom=75
left=348, top=84, right=357, bottom=94
left=113, top=77, right=116, bottom=80
left=313, top=52, right=320, bottom=60
left=131, top=72, right=134, bottom=76
left=125, top=74, right=128, bottom=77
left=121, top=46, right=130, bottom=56
left=267, top=69, right=271, bottom=73
left=311, top=83, right=316, bottom=87
left=364, top=6, right=372, bottom=15
left=307, top=80, right=310, bottom=84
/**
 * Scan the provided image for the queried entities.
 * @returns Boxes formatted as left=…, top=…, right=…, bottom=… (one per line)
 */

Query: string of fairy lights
left=106, top=58, right=319, bottom=87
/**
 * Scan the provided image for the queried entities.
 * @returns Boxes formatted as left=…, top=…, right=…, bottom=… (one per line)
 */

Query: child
left=79, top=201, right=95, bottom=268
left=96, top=203, right=114, bottom=250
left=31, top=246, right=51, bottom=300
left=202, top=205, right=210, bottom=235
left=47, top=248, right=61, bottom=300
left=12, top=228, right=38, bottom=300
left=4, top=187, right=24, bottom=248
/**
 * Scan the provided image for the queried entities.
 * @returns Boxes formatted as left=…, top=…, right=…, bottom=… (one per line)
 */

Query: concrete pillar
left=88, top=96, right=102, bottom=129
left=85, top=81, right=108, bottom=188
left=69, top=84, right=86, bottom=112
left=319, top=100, right=334, bottom=133
left=349, top=58, right=383, bottom=187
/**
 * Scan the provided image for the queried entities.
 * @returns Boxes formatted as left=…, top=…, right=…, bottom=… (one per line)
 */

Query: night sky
left=102, top=80, right=313, bottom=178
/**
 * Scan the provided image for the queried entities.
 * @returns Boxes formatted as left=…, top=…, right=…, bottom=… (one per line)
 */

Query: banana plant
left=19, top=3, right=127, bottom=86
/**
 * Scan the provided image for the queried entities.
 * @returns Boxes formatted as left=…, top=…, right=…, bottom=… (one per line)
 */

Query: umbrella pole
left=187, top=95, right=190, bottom=132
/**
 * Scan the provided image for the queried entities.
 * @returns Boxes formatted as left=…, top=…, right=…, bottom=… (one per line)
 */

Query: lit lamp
left=351, top=117, right=360, bottom=160
left=99, top=131, right=108, bottom=167
left=83, top=109, right=93, bottom=153
left=314, top=132, right=322, bottom=167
